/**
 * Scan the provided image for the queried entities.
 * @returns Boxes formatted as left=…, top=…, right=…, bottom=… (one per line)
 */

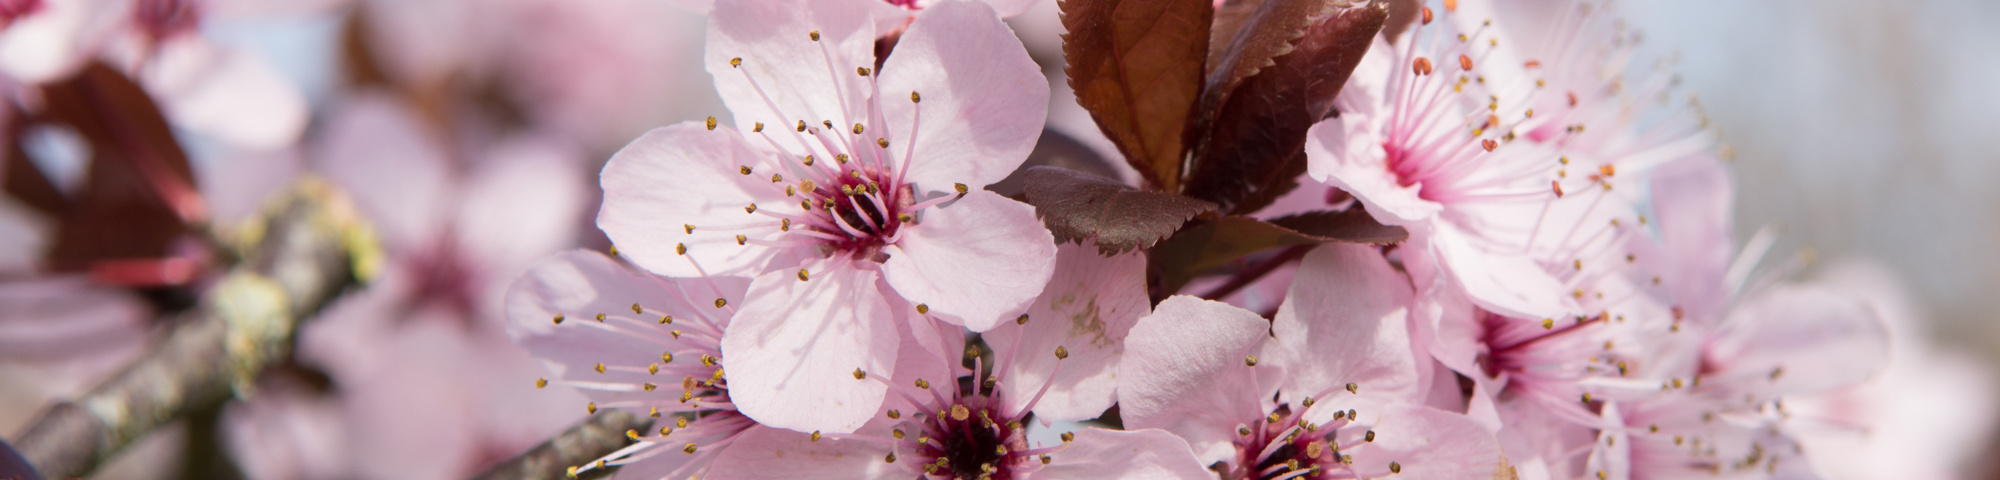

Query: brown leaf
left=1023, top=166, right=1218, bottom=255
left=1202, top=0, right=1338, bottom=117
left=989, top=127, right=1124, bottom=200
left=1149, top=209, right=1402, bottom=294
left=1061, top=0, right=1212, bottom=192
left=36, top=63, right=198, bottom=270
left=1183, top=1, right=1386, bottom=214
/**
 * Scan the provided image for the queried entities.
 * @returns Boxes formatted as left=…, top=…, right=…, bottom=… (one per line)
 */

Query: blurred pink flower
left=1119, top=245, right=1504, bottom=479
left=223, top=93, right=591, bottom=479
left=596, top=0, right=1053, bottom=434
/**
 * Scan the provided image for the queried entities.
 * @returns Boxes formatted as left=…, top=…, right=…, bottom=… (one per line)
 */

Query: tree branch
left=8, top=179, right=380, bottom=479
left=470, top=410, right=653, bottom=480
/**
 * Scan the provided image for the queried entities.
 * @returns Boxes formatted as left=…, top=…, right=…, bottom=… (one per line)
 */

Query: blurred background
left=0, top=0, right=1994, bottom=478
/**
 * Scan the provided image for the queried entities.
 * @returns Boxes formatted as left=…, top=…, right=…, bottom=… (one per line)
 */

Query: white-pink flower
left=1119, top=245, right=1505, bottom=479
left=596, top=0, right=1055, bottom=434
left=704, top=318, right=1213, bottom=480
left=506, top=250, right=765, bottom=480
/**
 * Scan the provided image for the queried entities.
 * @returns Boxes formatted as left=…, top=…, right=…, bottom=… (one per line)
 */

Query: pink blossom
left=1120, top=245, right=1505, bottom=479
left=980, top=243, right=1149, bottom=422
left=506, top=250, right=768, bottom=479
left=703, top=317, right=1213, bottom=479
left=1304, top=4, right=1578, bottom=321
left=596, top=0, right=1054, bottom=434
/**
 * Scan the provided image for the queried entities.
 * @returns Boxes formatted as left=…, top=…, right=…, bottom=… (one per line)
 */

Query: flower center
left=906, top=392, right=1031, bottom=479
left=135, top=0, right=201, bottom=41
left=800, top=163, right=909, bottom=257
left=1231, top=403, right=1354, bottom=480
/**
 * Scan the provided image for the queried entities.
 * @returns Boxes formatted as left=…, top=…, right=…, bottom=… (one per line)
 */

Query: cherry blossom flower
left=506, top=250, right=775, bottom=480
left=1120, top=245, right=1505, bottom=479
left=596, top=0, right=1054, bottom=434
left=1305, top=1, right=1578, bottom=321
left=980, top=243, right=1148, bottom=422
left=221, top=94, right=592, bottom=480
left=704, top=316, right=1213, bottom=480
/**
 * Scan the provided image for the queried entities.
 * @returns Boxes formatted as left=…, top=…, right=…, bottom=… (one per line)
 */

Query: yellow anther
left=715, top=297, right=728, bottom=308
left=853, top=123, right=864, bottom=135
left=683, top=443, right=698, bottom=454
left=586, top=403, right=597, bottom=414
left=662, top=351, right=674, bottom=363
left=853, top=368, right=867, bottom=380
left=752, top=122, right=763, bottom=132
left=877, top=138, right=889, bottom=148
left=1060, top=432, right=1074, bottom=443
left=1245, top=355, right=1258, bottom=366
left=594, top=363, right=606, bottom=373
left=675, top=243, right=686, bottom=255
left=706, top=116, right=717, bottom=130
left=735, top=234, right=747, bottom=245
left=1055, top=346, right=1069, bottom=360
left=535, top=378, right=548, bottom=388
left=552, top=314, right=565, bottom=325
left=954, top=183, right=968, bottom=195
left=911, top=91, right=921, bottom=103
left=745, top=204, right=757, bottom=214
left=915, top=304, right=929, bottom=314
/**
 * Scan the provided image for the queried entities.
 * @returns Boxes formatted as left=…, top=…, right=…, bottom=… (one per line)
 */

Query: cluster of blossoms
left=502, top=0, right=1924, bottom=479
left=0, top=0, right=1978, bottom=479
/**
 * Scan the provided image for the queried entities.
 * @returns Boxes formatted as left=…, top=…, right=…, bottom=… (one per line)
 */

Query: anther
left=911, top=91, right=921, bottom=103
left=916, top=304, right=929, bottom=314
left=1482, top=139, right=1498, bottom=151
left=853, top=123, right=864, bottom=135
left=888, top=409, right=901, bottom=419
left=552, top=314, right=565, bottom=325
left=797, top=269, right=810, bottom=281
left=1346, top=382, right=1359, bottom=394
left=1365, top=430, right=1376, bottom=442
left=643, top=382, right=657, bottom=391
left=954, top=183, right=969, bottom=195
left=594, top=313, right=606, bottom=322
left=1413, top=57, right=1434, bottom=75
left=649, top=364, right=660, bottom=374
left=736, top=234, right=747, bottom=245
left=1542, top=319, right=1555, bottom=329
left=808, top=30, right=819, bottom=41
left=594, top=363, right=606, bottom=373
left=744, top=204, right=757, bottom=214
left=781, top=218, right=791, bottom=231
left=1459, top=54, right=1473, bottom=70
left=853, top=368, right=867, bottom=380
left=536, top=378, right=548, bottom=388
left=951, top=405, right=971, bottom=421
left=1421, top=7, right=1432, bottom=24
left=676, top=243, right=687, bottom=255
left=885, top=453, right=896, bottom=463
left=771, top=173, right=783, bottom=183
left=729, top=57, right=741, bottom=67
left=1060, top=432, right=1074, bottom=443
left=705, top=116, right=717, bottom=130
left=1552, top=181, right=1565, bottom=198
left=684, top=224, right=695, bottom=234
left=587, top=403, right=597, bottom=414
left=811, top=431, right=821, bottom=442
left=835, top=153, right=848, bottom=164
left=1016, top=314, right=1029, bottom=325
left=823, top=120, right=833, bottom=129
left=715, top=298, right=728, bottom=308
left=1390, top=461, right=1402, bottom=474
left=1244, top=355, right=1258, bottom=367
left=1582, top=393, right=1594, bottom=404
left=660, top=314, right=673, bottom=325
left=803, top=155, right=815, bottom=166
left=753, top=122, right=763, bottom=132
left=1055, top=346, right=1070, bottom=360
left=877, top=138, right=889, bottom=148
left=857, top=67, right=871, bottom=76
left=796, top=120, right=807, bottom=132
left=915, top=379, right=931, bottom=389
left=683, top=443, right=698, bottom=454
left=662, top=352, right=674, bottom=363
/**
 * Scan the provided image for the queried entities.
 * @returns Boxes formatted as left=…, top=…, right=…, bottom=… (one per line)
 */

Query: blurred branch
left=470, top=410, right=653, bottom=480
left=8, top=179, right=381, bottom=479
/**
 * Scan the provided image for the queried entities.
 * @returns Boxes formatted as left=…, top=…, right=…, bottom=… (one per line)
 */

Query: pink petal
left=1304, top=119, right=1441, bottom=225
left=1335, top=405, right=1504, bottom=480
left=597, top=123, right=799, bottom=278
left=141, top=38, right=309, bottom=150
left=880, top=190, right=1055, bottom=330
left=312, top=94, right=452, bottom=251
left=1704, top=284, right=1889, bottom=399
left=704, top=426, right=901, bottom=480
left=1429, top=223, right=1574, bottom=320
left=1036, top=428, right=1214, bottom=479
left=1270, top=244, right=1424, bottom=404
left=456, top=137, right=587, bottom=313
left=877, top=0, right=1048, bottom=190
left=722, top=257, right=899, bottom=434
left=0, top=0, right=116, bottom=83
left=980, top=244, right=1146, bottom=422
left=1117, top=295, right=1276, bottom=466
left=705, top=0, right=874, bottom=147
left=1649, top=155, right=1736, bottom=320
left=504, top=250, right=747, bottom=405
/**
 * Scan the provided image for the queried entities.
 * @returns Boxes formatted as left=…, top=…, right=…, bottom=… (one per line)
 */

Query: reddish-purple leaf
left=1023, top=166, right=1218, bottom=255
left=1183, top=1, right=1386, bottom=214
left=990, top=127, right=1125, bottom=200
left=1202, top=0, right=1338, bottom=117
left=1149, top=208, right=1403, bottom=294
left=1061, top=0, right=1212, bottom=192
left=34, top=63, right=198, bottom=271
